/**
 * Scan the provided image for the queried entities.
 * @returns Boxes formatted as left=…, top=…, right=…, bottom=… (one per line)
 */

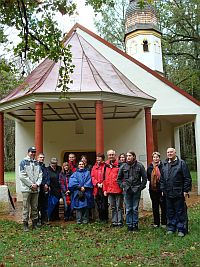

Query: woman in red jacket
left=91, top=153, right=108, bottom=222
left=103, top=150, right=123, bottom=227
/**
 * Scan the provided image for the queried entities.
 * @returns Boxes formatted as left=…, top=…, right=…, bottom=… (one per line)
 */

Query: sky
left=0, top=0, right=97, bottom=60
left=56, top=0, right=97, bottom=34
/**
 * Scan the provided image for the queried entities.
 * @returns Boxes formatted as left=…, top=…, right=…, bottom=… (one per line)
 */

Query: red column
left=96, top=101, right=104, bottom=154
left=145, top=107, right=154, bottom=165
left=35, top=102, right=43, bottom=155
left=0, top=112, right=4, bottom=185
left=152, top=119, right=158, bottom=152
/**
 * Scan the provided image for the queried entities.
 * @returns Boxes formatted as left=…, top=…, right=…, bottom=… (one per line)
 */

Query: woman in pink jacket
left=91, top=153, right=108, bottom=222
left=103, top=150, right=123, bottom=227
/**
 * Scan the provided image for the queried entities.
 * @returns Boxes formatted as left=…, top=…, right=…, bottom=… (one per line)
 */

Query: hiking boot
left=166, top=230, right=174, bottom=235
left=23, top=222, right=29, bottom=232
left=37, top=221, right=42, bottom=227
left=127, top=226, right=133, bottom=231
left=32, top=219, right=39, bottom=230
left=178, top=232, right=185, bottom=237
left=110, top=223, right=118, bottom=228
left=132, top=224, right=139, bottom=232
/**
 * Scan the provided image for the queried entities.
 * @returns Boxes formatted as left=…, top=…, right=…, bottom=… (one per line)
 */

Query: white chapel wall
left=15, top=114, right=147, bottom=199
left=78, top=29, right=200, bottom=116
left=15, top=121, right=35, bottom=201
left=157, top=118, right=174, bottom=160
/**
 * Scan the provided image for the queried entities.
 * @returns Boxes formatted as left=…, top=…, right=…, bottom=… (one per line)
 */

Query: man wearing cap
left=19, top=146, right=42, bottom=231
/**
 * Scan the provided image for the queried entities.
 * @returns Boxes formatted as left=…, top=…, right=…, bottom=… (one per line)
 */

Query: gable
left=76, top=26, right=200, bottom=115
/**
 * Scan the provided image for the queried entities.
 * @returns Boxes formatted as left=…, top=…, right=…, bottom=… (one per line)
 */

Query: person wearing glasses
left=19, top=146, right=42, bottom=231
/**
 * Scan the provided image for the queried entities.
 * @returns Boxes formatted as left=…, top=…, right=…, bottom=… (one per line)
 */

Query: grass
left=4, top=172, right=15, bottom=183
left=0, top=204, right=200, bottom=266
left=4, top=172, right=16, bottom=196
left=191, top=171, right=197, bottom=186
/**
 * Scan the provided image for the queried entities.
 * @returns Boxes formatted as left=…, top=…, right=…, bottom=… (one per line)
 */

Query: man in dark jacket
left=117, top=151, right=147, bottom=231
left=37, top=153, right=50, bottom=225
left=48, top=158, right=62, bottom=221
left=160, top=147, right=192, bottom=237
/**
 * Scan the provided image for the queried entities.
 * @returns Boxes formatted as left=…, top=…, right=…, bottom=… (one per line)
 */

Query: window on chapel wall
left=154, top=41, right=161, bottom=53
left=128, top=40, right=137, bottom=55
left=143, top=40, right=149, bottom=52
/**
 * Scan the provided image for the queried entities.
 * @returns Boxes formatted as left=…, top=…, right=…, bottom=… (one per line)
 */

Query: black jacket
left=160, top=157, right=192, bottom=198
left=48, top=165, right=62, bottom=198
left=117, top=161, right=147, bottom=193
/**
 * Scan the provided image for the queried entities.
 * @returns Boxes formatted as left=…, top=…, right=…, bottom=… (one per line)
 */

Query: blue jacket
left=69, top=168, right=94, bottom=209
left=160, top=157, right=192, bottom=198
left=39, top=163, right=50, bottom=186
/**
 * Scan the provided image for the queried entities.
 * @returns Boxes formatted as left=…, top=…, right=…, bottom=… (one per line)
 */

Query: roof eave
left=0, top=91, right=156, bottom=113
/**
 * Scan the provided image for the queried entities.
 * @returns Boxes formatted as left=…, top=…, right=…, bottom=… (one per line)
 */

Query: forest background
left=0, top=0, right=199, bottom=171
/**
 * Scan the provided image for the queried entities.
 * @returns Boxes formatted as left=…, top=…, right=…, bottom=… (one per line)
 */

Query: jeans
left=166, top=196, right=187, bottom=234
left=22, top=192, right=39, bottom=223
left=108, top=194, right=123, bottom=225
left=76, top=208, right=89, bottom=224
left=124, top=190, right=141, bottom=227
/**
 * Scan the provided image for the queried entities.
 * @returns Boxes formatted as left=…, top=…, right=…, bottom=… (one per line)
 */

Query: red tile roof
left=1, top=26, right=155, bottom=104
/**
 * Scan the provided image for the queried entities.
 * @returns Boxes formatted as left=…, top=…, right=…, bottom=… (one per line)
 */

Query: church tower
left=125, top=0, right=164, bottom=74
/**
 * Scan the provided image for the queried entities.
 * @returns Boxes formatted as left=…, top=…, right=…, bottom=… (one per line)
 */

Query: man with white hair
left=103, top=149, right=123, bottom=227
left=160, top=147, right=192, bottom=237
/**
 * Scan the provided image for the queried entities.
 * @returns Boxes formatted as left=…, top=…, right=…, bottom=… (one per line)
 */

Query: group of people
left=19, top=146, right=192, bottom=237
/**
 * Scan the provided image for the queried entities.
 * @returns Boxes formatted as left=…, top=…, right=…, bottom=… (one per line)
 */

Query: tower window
left=129, top=40, right=137, bottom=55
left=143, top=40, right=149, bottom=52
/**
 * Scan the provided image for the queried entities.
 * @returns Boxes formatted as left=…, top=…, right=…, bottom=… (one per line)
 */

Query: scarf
left=151, top=164, right=161, bottom=191
left=68, top=160, right=77, bottom=173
